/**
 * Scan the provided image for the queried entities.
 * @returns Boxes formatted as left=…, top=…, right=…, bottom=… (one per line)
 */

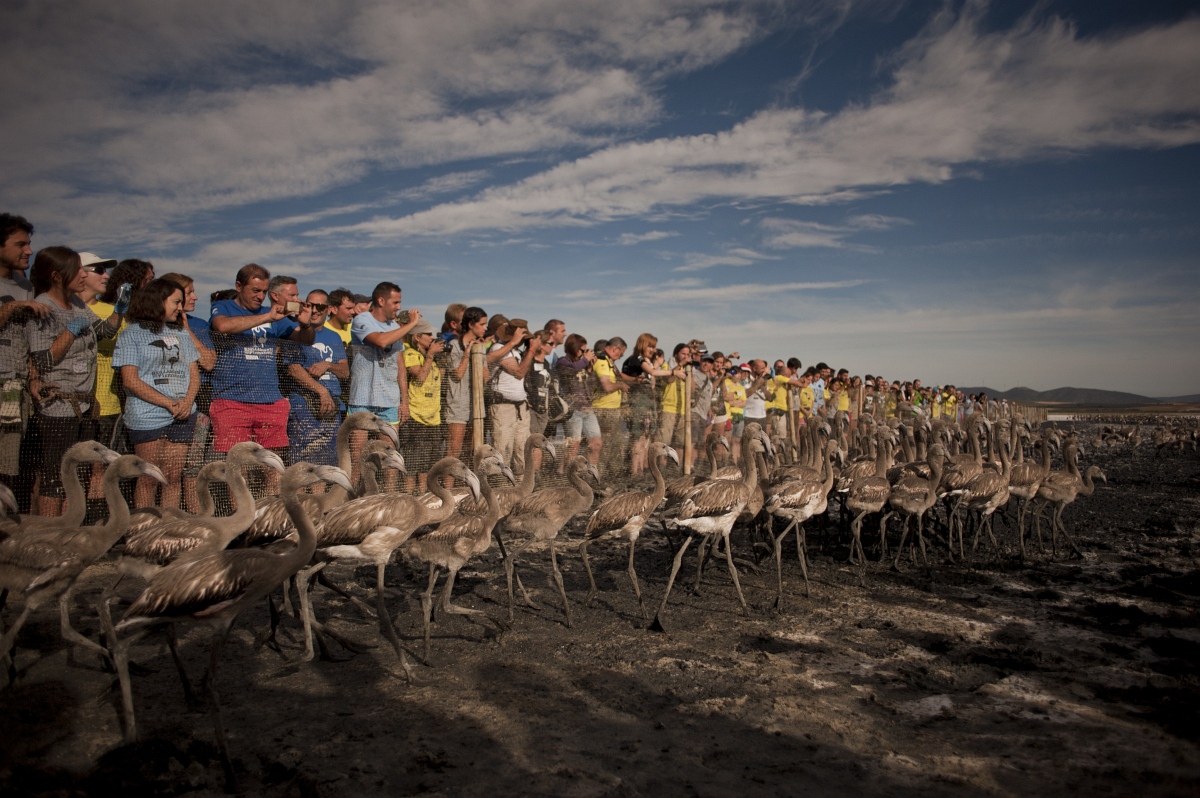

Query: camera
left=285, top=301, right=301, bottom=314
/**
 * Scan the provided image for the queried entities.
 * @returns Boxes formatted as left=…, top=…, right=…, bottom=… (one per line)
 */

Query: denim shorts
left=127, top=413, right=198, bottom=446
left=563, top=409, right=601, bottom=440
left=347, top=404, right=399, bottom=424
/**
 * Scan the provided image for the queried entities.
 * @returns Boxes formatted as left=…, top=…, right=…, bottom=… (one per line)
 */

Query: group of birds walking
left=0, top=408, right=1114, bottom=792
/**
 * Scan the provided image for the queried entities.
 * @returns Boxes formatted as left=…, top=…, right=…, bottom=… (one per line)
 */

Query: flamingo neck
left=195, top=472, right=216, bottom=517
left=282, top=484, right=319, bottom=566
left=425, top=461, right=460, bottom=523
left=218, top=470, right=258, bottom=546
left=648, top=451, right=667, bottom=506
left=59, top=452, right=88, bottom=527
left=567, top=466, right=594, bottom=503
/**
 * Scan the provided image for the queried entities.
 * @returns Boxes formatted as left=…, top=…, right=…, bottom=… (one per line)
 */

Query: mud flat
left=2, top=426, right=1198, bottom=796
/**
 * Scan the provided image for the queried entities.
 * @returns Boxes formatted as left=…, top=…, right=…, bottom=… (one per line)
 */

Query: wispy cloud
left=759, top=214, right=910, bottom=250
left=0, top=1, right=779, bottom=244
left=673, top=247, right=778, bottom=272
left=617, top=230, right=678, bottom=245
left=333, top=9, right=1200, bottom=240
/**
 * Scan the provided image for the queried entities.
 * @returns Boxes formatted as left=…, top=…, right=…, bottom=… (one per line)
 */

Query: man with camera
left=210, top=266, right=316, bottom=487
left=486, top=315, right=535, bottom=473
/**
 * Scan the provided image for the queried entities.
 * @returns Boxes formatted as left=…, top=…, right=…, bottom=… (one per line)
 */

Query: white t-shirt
left=744, top=381, right=767, bottom=418
left=489, top=343, right=527, bottom=402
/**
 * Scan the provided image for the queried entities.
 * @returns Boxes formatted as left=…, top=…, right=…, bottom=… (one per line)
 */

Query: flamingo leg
left=580, top=537, right=599, bottom=607
left=438, top=567, right=509, bottom=640
left=650, top=534, right=695, bottom=632
left=166, top=624, right=201, bottom=710
left=627, top=537, right=647, bottom=620
left=0, top=605, right=32, bottom=678
left=202, top=619, right=238, bottom=794
left=58, top=589, right=110, bottom=663
left=795, top=524, right=811, bottom=598
left=548, top=539, right=573, bottom=629
left=503, top=541, right=538, bottom=623
left=893, top=515, right=911, bottom=570
left=721, top=532, right=748, bottom=614
left=375, top=561, right=414, bottom=683
left=878, top=511, right=894, bottom=561
left=294, top=563, right=324, bottom=662
left=421, top=564, right=439, bottom=664
left=497, top=530, right=534, bottom=611
left=317, top=569, right=376, bottom=619
left=96, top=598, right=142, bottom=744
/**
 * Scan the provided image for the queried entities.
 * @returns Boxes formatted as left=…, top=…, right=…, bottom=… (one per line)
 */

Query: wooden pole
left=855, top=383, right=864, bottom=423
left=787, top=387, right=798, bottom=448
left=683, top=364, right=693, bottom=475
left=471, top=341, right=486, bottom=452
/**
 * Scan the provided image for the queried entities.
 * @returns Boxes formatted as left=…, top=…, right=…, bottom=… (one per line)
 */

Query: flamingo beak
left=140, top=462, right=169, bottom=485
left=0, top=484, right=17, bottom=514
left=500, top=464, right=517, bottom=485
left=463, top=468, right=482, bottom=501
left=717, top=436, right=731, bottom=452
left=385, top=451, right=407, bottom=473
left=101, top=447, right=121, bottom=465
left=587, top=464, right=601, bottom=483
left=255, top=449, right=286, bottom=474
left=376, top=419, right=400, bottom=447
left=316, top=466, right=354, bottom=494
left=665, top=446, right=680, bottom=465
left=759, top=434, right=775, bottom=458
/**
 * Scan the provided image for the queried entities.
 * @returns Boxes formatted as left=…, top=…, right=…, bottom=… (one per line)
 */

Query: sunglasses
left=83, top=266, right=107, bottom=275
left=304, top=302, right=329, bottom=311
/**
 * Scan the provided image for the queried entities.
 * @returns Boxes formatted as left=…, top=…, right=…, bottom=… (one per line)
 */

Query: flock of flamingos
left=2, top=407, right=1191, bottom=791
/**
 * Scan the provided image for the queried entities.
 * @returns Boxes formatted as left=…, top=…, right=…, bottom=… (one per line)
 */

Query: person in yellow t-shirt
left=400, top=318, right=444, bottom=493
left=797, top=374, right=815, bottom=417
left=324, top=288, right=356, bottom=346
left=592, top=337, right=630, bottom=478
left=725, top=368, right=748, bottom=463
left=942, top=387, right=958, bottom=423
left=657, top=343, right=691, bottom=449
left=833, top=379, right=851, bottom=414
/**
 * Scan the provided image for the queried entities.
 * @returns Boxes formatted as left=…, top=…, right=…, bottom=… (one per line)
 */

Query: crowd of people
left=0, top=213, right=989, bottom=518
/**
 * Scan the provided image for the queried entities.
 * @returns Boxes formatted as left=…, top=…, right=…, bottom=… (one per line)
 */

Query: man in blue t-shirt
left=285, top=289, right=348, bottom=465
left=349, top=281, right=418, bottom=480
left=209, top=264, right=316, bottom=484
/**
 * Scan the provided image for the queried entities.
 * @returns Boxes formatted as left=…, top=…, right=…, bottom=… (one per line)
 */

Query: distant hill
left=1155, top=394, right=1200, bottom=403
left=956, top=386, right=1164, bottom=406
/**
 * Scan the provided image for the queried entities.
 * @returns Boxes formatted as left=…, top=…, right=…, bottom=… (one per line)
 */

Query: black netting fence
left=0, top=307, right=1053, bottom=524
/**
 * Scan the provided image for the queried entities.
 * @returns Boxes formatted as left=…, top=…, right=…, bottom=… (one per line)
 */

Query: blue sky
left=3, top=0, right=1198, bottom=395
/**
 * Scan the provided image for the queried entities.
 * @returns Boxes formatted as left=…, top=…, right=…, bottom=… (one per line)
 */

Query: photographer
left=486, top=315, right=534, bottom=473
left=209, top=266, right=316, bottom=492
left=555, top=333, right=602, bottom=472
left=399, top=316, right=444, bottom=493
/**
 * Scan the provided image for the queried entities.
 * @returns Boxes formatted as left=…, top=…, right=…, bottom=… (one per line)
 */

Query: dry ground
left=2, top=426, right=1198, bottom=796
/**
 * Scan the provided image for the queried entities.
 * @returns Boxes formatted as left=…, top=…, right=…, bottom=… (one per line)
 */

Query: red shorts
left=210, top=397, right=290, bottom=452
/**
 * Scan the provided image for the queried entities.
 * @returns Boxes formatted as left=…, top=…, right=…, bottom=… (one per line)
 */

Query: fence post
left=787, top=387, right=798, bottom=449
left=683, top=364, right=693, bottom=475
left=471, top=342, right=486, bottom=452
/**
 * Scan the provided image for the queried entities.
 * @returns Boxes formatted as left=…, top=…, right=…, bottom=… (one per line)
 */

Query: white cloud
left=617, top=230, right=678, bottom=245
left=673, top=247, right=778, bottom=272
left=335, top=8, right=1200, bottom=240
left=0, top=1, right=777, bottom=244
left=759, top=214, right=910, bottom=250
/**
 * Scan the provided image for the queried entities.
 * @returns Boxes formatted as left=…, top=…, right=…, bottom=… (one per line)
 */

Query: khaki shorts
left=0, top=391, right=30, bottom=476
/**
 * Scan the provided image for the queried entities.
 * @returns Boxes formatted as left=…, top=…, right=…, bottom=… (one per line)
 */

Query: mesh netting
left=0, top=320, right=1051, bottom=518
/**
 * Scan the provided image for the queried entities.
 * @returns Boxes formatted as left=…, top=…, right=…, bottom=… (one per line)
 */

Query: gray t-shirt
left=691, top=369, right=712, bottom=422
left=444, top=338, right=471, bottom=423
left=0, top=273, right=34, bottom=381
left=30, top=294, right=100, bottom=417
